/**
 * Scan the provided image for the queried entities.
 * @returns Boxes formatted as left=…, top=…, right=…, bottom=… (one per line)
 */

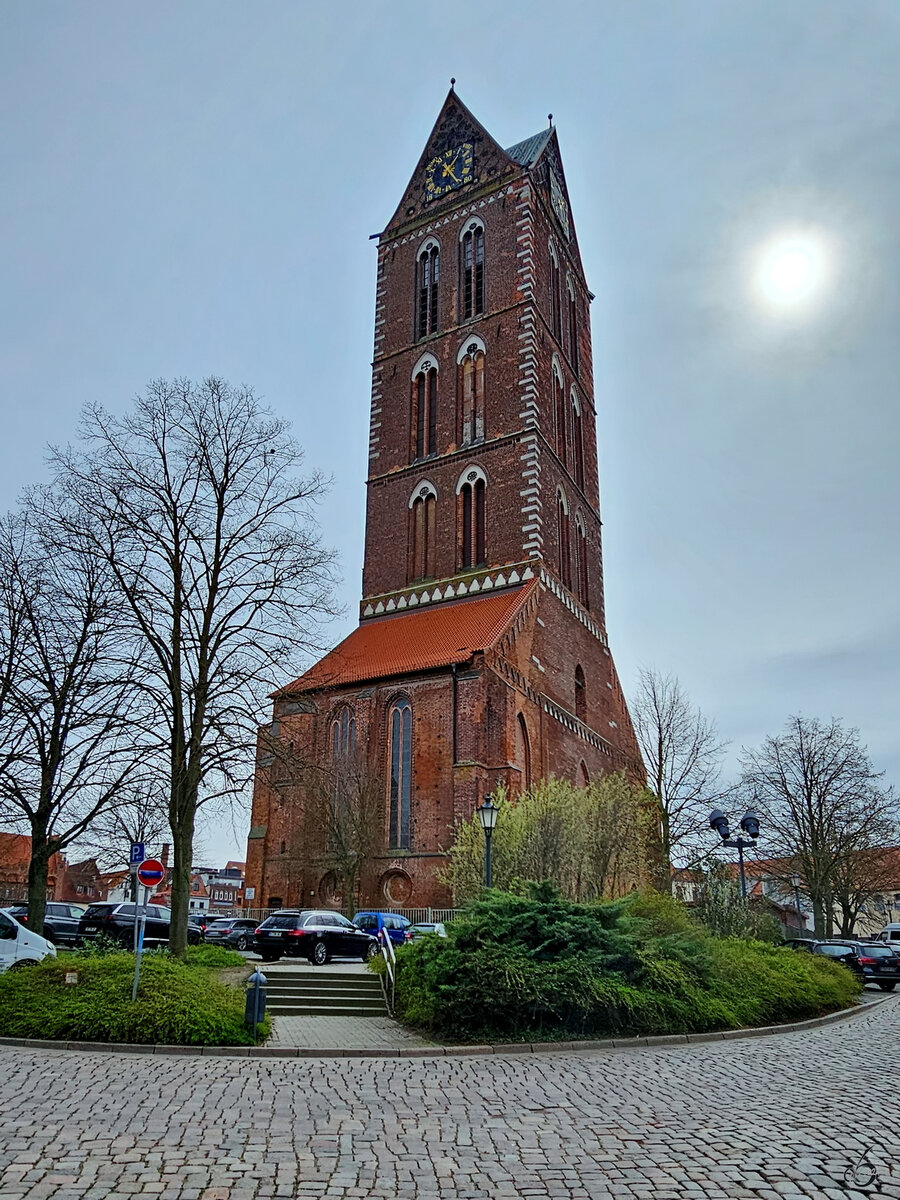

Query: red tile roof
left=278, top=581, right=537, bottom=694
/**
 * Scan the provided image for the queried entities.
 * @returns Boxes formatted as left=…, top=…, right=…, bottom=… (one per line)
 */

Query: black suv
left=812, top=940, right=900, bottom=991
left=78, top=902, right=201, bottom=947
left=253, top=910, right=378, bottom=965
left=5, top=902, right=86, bottom=946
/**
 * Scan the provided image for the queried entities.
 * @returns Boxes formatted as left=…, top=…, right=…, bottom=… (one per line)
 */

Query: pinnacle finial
left=450, top=77, right=456, bottom=90
left=548, top=113, right=553, bottom=127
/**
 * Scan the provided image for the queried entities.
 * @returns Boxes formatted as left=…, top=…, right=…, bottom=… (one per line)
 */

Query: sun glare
left=753, top=230, right=833, bottom=312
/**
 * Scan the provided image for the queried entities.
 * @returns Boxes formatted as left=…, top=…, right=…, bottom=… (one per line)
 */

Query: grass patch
left=0, top=949, right=267, bottom=1045
left=391, top=886, right=861, bottom=1043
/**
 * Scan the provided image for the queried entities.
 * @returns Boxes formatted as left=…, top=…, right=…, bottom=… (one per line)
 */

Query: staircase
left=264, top=968, right=387, bottom=1017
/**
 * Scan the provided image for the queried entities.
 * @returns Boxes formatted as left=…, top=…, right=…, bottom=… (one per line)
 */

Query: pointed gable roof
left=383, top=88, right=523, bottom=235
left=505, top=128, right=553, bottom=168
left=277, top=580, right=538, bottom=695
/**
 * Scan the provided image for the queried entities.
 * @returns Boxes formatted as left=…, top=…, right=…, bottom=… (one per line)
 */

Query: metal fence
left=220, top=906, right=461, bottom=925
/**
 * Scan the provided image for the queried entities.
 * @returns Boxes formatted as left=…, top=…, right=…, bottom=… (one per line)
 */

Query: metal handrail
left=380, top=930, right=397, bottom=1014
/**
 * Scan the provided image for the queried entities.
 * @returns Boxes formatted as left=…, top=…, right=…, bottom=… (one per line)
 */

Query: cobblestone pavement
left=1, top=999, right=899, bottom=1199
left=266, top=1015, right=433, bottom=1049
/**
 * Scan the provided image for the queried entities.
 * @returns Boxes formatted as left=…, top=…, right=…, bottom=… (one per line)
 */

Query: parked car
left=352, top=911, right=413, bottom=948
left=203, top=917, right=258, bottom=950
left=876, top=923, right=900, bottom=944
left=253, top=910, right=378, bottom=965
left=0, top=909, right=57, bottom=971
left=77, top=902, right=202, bottom=948
left=3, top=902, right=86, bottom=946
left=187, top=913, right=215, bottom=933
left=812, top=940, right=900, bottom=991
left=408, top=921, right=447, bottom=940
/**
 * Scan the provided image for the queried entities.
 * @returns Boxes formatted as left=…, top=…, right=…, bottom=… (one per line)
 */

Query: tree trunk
left=812, top=896, right=826, bottom=939
left=26, top=830, right=54, bottom=935
left=168, top=820, right=194, bottom=958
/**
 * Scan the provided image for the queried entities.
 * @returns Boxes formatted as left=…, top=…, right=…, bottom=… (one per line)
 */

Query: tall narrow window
left=550, top=245, right=562, bottom=340
left=515, top=714, right=531, bottom=793
left=388, top=698, right=412, bottom=850
left=410, top=363, right=438, bottom=460
left=575, top=518, right=590, bottom=609
left=458, top=340, right=485, bottom=444
left=417, top=243, right=440, bottom=339
left=553, top=362, right=567, bottom=465
left=568, top=280, right=580, bottom=373
left=574, top=665, right=586, bottom=722
left=557, top=491, right=571, bottom=590
left=331, top=706, right=356, bottom=759
left=408, top=483, right=437, bottom=582
left=572, top=395, right=585, bottom=491
left=461, top=222, right=485, bottom=319
left=458, top=468, right=486, bottom=570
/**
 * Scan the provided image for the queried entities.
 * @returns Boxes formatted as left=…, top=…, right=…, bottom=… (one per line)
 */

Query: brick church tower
left=245, top=90, right=644, bottom=911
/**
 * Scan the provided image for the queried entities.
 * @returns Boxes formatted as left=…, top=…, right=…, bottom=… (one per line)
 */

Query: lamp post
left=709, top=808, right=760, bottom=901
left=477, top=794, right=498, bottom=888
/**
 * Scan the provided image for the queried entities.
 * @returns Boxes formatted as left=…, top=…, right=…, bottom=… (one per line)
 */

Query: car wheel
left=878, top=981, right=896, bottom=991
left=235, top=935, right=249, bottom=951
left=8, top=959, right=39, bottom=971
left=363, top=941, right=380, bottom=962
left=310, top=940, right=328, bottom=966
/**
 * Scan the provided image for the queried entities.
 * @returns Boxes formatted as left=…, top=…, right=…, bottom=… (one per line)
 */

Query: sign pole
left=131, top=887, right=149, bottom=1002
left=131, top=859, right=165, bottom=1004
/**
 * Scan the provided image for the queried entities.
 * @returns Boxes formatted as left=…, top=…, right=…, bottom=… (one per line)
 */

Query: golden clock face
left=550, top=169, right=570, bottom=238
left=425, top=142, right=474, bottom=201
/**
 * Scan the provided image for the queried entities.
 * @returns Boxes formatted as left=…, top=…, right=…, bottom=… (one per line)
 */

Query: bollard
left=244, top=968, right=267, bottom=1039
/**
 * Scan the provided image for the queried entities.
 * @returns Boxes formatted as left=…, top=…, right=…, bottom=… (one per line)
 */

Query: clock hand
left=442, top=151, right=461, bottom=181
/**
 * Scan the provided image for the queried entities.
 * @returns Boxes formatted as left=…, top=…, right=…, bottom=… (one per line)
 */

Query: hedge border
left=0, top=995, right=885, bottom=1058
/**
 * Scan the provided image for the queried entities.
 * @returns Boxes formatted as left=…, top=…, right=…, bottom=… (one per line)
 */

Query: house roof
left=505, top=129, right=553, bottom=167
left=0, top=833, right=33, bottom=868
left=278, top=581, right=537, bottom=695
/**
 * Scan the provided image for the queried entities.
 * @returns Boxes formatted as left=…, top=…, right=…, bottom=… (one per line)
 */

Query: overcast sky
left=2, top=1, right=898, bottom=866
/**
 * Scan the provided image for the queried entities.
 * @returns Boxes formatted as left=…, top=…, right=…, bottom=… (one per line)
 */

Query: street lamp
left=790, top=873, right=804, bottom=930
left=477, top=794, right=498, bottom=888
left=709, top=808, right=761, bottom=900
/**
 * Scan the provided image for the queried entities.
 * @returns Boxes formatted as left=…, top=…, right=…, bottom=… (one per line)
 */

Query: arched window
left=571, top=389, right=585, bottom=491
left=574, top=665, right=586, bottom=722
left=549, top=242, right=562, bottom=341
left=552, top=360, right=567, bottom=465
left=460, top=220, right=485, bottom=319
left=457, top=466, right=486, bottom=570
left=567, top=276, right=579, bottom=373
left=574, top=517, right=590, bottom=609
left=388, top=698, right=412, bottom=850
left=416, top=241, right=440, bottom=338
left=557, top=489, right=571, bottom=590
left=577, top=760, right=590, bottom=788
left=515, top=713, right=531, bottom=792
left=410, top=357, right=438, bottom=460
left=457, top=336, right=486, bottom=444
left=408, top=481, right=437, bottom=582
left=331, top=706, right=356, bottom=759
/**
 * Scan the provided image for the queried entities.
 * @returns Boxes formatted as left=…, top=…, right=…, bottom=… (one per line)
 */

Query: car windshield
left=412, top=924, right=436, bottom=932
left=209, top=919, right=233, bottom=928
left=816, top=944, right=852, bottom=956
left=82, top=905, right=115, bottom=919
left=354, top=915, right=377, bottom=931
left=861, top=945, right=896, bottom=957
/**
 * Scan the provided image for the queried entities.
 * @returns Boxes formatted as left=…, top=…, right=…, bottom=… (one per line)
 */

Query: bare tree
left=73, top=781, right=169, bottom=875
left=0, top=510, right=143, bottom=931
left=50, top=379, right=337, bottom=954
left=740, top=715, right=897, bottom=937
left=631, top=668, right=728, bottom=880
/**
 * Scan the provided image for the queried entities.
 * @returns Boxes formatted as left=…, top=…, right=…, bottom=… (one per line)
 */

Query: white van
left=876, top=923, right=900, bottom=944
left=0, top=908, right=57, bottom=971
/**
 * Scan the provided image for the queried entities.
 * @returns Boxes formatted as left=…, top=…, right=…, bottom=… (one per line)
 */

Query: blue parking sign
left=129, top=842, right=146, bottom=866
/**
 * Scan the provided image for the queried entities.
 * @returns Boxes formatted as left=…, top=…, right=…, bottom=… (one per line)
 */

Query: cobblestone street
left=1, top=1000, right=898, bottom=1200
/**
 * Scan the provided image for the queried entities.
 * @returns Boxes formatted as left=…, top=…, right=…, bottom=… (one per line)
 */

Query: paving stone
left=0, top=999, right=895, bottom=1198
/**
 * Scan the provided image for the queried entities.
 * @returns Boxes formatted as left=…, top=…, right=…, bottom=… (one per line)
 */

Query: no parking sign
left=136, top=859, right=165, bottom=889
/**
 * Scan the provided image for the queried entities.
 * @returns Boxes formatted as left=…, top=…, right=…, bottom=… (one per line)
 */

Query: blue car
left=352, top=911, right=412, bottom=949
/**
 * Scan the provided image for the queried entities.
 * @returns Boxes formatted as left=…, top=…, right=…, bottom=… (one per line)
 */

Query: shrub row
left=0, top=946, right=264, bottom=1045
left=391, top=887, right=861, bottom=1042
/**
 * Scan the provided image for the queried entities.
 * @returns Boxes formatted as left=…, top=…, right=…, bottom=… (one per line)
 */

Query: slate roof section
left=277, top=580, right=538, bottom=694
left=505, top=129, right=553, bottom=167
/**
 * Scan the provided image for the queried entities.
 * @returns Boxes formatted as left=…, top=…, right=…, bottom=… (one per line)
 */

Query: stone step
left=266, top=1002, right=387, bottom=1017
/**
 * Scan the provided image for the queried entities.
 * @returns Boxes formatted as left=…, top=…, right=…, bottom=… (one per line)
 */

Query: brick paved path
left=266, top=1014, right=433, bottom=1049
left=1, top=1000, right=898, bottom=1199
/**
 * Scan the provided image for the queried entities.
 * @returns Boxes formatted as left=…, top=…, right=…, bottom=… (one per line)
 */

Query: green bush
left=0, top=951, right=266, bottom=1045
left=391, top=886, right=860, bottom=1042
